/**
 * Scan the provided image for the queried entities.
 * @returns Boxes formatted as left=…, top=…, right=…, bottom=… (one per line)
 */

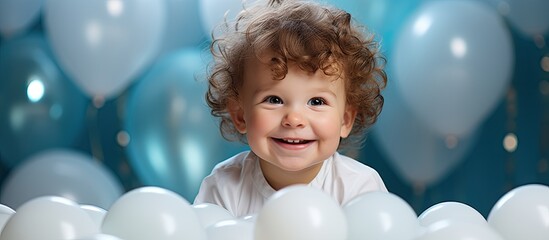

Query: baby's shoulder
left=334, top=153, right=378, bottom=172
left=208, top=151, right=255, bottom=181
left=332, top=153, right=387, bottom=193
left=212, top=151, right=251, bottom=169
left=332, top=153, right=384, bottom=183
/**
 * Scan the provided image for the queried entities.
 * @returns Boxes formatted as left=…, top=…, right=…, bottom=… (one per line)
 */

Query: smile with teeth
left=275, top=138, right=312, bottom=144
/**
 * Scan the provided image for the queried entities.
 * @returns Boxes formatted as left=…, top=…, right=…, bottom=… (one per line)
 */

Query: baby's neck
left=259, top=159, right=324, bottom=190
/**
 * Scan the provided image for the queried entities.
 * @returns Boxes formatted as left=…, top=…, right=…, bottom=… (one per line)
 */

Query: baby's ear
left=340, top=106, right=356, bottom=138
left=228, top=98, right=247, bottom=134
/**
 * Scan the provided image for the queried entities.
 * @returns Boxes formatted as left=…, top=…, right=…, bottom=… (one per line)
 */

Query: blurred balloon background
left=0, top=0, right=547, bottom=219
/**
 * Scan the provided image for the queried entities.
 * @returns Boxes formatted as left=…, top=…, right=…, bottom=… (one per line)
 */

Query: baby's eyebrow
left=315, top=90, right=338, bottom=99
left=252, top=87, right=270, bottom=96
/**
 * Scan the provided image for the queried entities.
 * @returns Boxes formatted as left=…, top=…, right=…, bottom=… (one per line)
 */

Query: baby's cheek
left=248, top=113, right=274, bottom=133
left=313, top=115, right=340, bottom=135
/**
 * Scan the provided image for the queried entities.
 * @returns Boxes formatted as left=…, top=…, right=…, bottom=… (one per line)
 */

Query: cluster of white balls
left=0, top=183, right=547, bottom=240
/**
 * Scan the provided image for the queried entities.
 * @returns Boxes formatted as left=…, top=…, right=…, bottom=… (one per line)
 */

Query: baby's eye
left=308, top=97, right=326, bottom=106
left=264, top=96, right=283, bottom=104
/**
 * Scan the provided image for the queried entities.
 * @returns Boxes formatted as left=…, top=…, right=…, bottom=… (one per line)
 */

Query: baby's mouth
left=273, top=138, right=312, bottom=144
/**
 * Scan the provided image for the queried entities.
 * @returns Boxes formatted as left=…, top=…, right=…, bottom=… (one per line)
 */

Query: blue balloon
left=0, top=32, right=88, bottom=167
left=372, top=79, right=478, bottom=187
left=124, top=48, right=246, bottom=202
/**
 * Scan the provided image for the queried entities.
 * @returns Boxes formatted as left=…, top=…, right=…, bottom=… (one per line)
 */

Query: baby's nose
left=282, top=110, right=305, bottom=128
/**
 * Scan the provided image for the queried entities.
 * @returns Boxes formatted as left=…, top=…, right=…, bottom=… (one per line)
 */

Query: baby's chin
left=259, top=156, right=325, bottom=172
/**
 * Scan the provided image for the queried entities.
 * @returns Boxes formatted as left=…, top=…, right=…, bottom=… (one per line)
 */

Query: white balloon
left=74, top=233, right=124, bottom=240
left=255, top=185, right=347, bottom=240
left=343, top=191, right=420, bottom=240
left=44, top=0, right=166, bottom=99
left=240, top=214, right=257, bottom=223
left=0, top=149, right=124, bottom=210
left=418, top=201, right=487, bottom=227
left=0, top=196, right=97, bottom=240
left=206, top=219, right=254, bottom=240
left=487, top=184, right=549, bottom=240
left=101, top=186, right=207, bottom=240
left=0, top=204, right=15, bottom=233
left=0, top=205, right=14, bottom=215
left=393, top=0, right=513, bottom=137
left=0, top=0, right=42, bottom=38
left=80, top=205, right=107, bottom=232
left=192, top=203, right=234, bottom=228
left=415, top=220, right=504, bottom=240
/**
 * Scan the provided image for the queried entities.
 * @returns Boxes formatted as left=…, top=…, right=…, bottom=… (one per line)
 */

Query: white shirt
left=194, top=151, right=387, bottom=217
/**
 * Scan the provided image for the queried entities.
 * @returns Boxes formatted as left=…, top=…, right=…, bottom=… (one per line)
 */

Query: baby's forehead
left=242, top=58, right=344, bottom=86
left=247, top=49, right=344, bottom=74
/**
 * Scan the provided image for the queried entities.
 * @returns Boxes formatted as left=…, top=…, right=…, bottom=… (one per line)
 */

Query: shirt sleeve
left=331, top=153, right=389, bottom=205
left=370, top=169, right=388, bottom=192
left=193, top=174, right=226, bottom=207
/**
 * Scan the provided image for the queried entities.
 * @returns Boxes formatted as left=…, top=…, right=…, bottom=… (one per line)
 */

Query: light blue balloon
left=373, top=81, right=478, bottom=187
left=327, top=0, right=421, bottom=54
left=124, top=48, right=246, bottom=202
left=392, top=0, right=513, bottom=137
left=44, top=0, right=166, bottom=99
left=0, top=32, right=88, bottom=167
left=199, top=0, right=243, bottom=40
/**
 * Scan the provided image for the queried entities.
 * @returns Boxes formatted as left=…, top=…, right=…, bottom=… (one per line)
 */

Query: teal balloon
left=160, top=0, right=207, bottom=55
left=0, top=32, right=88, bottom=167
left=0, top=0, right=42, bottom=38
left=124, top=48, right=246, bottom=202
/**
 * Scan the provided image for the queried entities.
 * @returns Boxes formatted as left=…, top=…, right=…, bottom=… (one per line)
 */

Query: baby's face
left=229, top=57, right=356, bottom=173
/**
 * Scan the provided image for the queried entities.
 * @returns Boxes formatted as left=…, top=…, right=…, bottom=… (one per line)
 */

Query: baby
left=194, top=0, right=388, bottom=217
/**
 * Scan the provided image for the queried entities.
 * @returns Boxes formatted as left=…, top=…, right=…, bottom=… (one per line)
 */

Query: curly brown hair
left=206, top=0, right=387, bottom=150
